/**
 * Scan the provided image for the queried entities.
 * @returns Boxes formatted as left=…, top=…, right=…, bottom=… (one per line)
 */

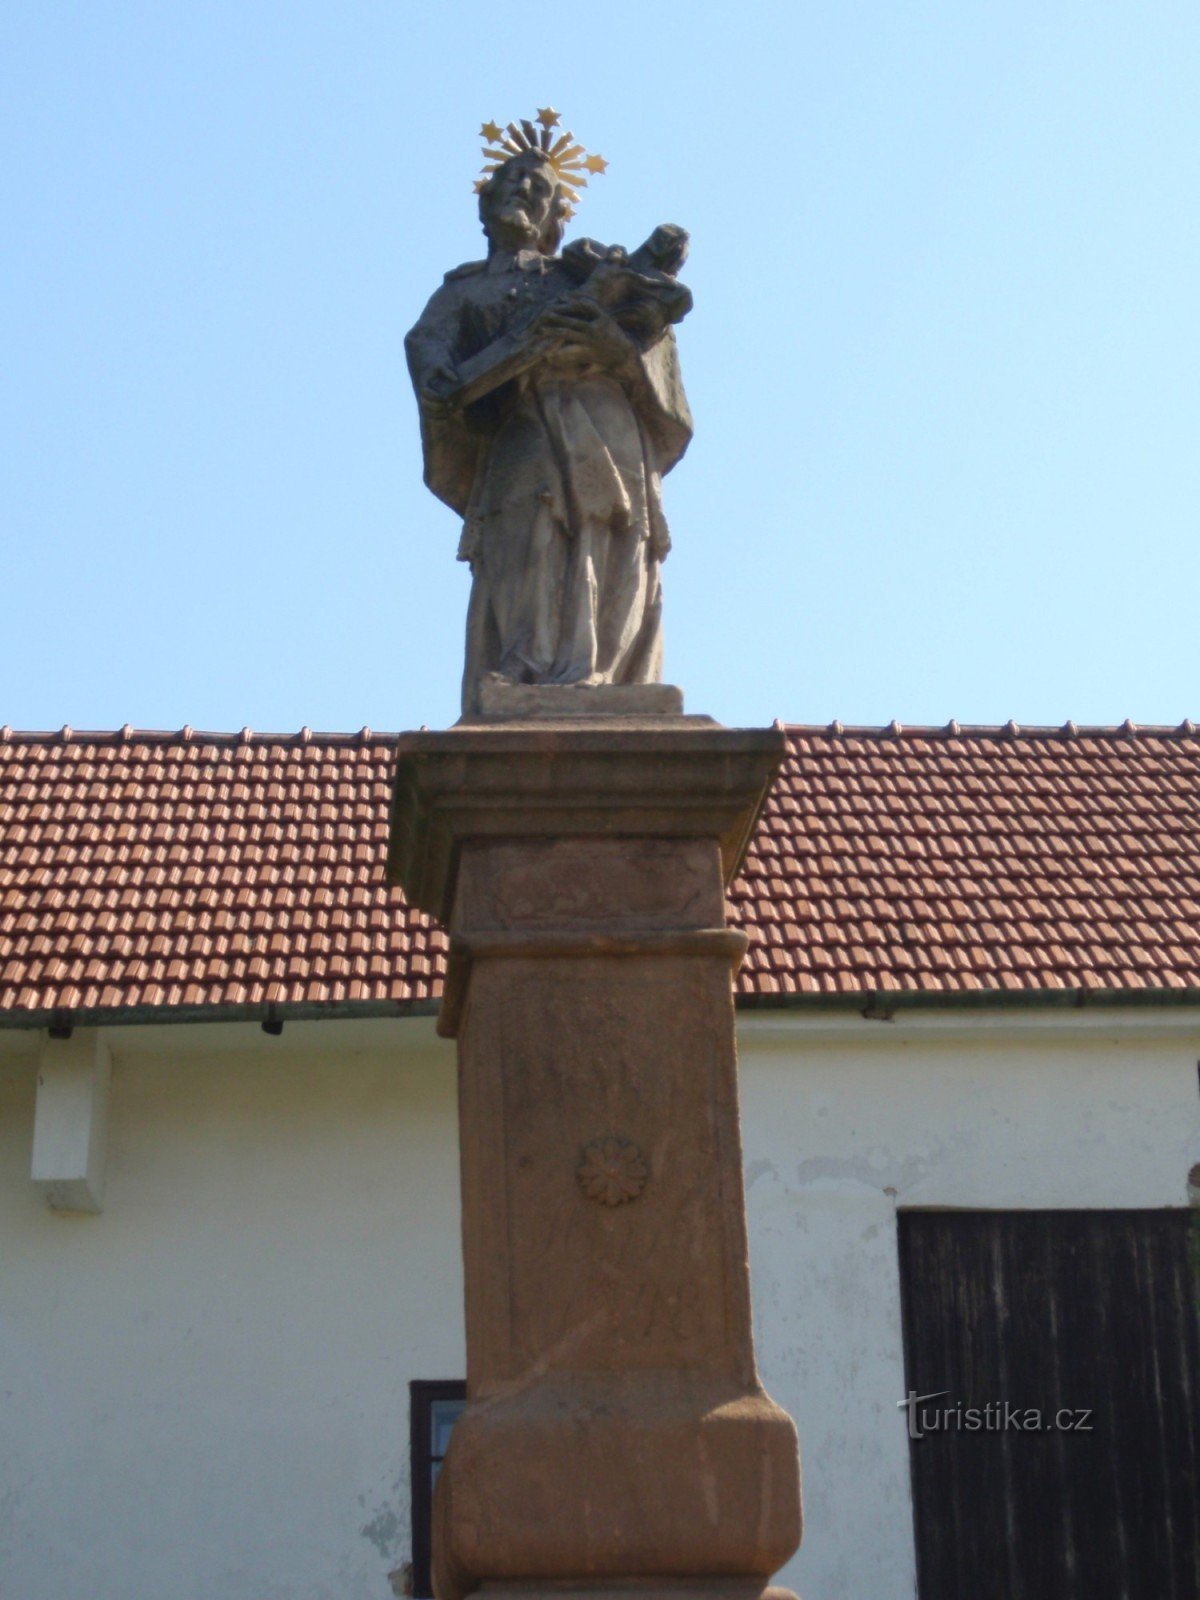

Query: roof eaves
left=5, top=986, right=1200, bottom=1032
left=0, top=997, right=442, bottom=1031
left=737, top=985, right=1200, bottom=1017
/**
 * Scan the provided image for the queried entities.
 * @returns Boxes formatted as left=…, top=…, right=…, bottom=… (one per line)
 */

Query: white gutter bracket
left=31, top=1029, right=112, bottom=1213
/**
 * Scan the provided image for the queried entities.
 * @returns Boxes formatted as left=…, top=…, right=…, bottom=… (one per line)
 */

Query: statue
left=405, top=112, right=693, bottom=714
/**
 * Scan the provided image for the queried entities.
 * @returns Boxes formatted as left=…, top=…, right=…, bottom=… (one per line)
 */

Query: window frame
left=409, top=1378, right=467, bottom=1599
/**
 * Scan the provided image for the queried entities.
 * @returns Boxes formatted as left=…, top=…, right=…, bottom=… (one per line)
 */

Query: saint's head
left=478, top=151, right=567, bottom=257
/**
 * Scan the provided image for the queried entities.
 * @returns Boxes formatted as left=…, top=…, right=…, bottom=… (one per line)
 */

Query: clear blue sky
left=3, top=3, right=1198, bottom=733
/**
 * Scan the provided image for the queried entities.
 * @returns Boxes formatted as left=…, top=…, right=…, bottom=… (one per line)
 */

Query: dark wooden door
left=898, top=1209, right=1200, bottom=1600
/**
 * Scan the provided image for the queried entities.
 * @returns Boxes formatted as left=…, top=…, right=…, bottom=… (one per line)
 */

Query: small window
left=409, top=1379, right=467, bottom=1599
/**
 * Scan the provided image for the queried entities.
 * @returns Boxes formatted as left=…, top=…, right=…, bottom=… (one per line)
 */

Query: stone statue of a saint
left=405, top=114, right=693, bottom=714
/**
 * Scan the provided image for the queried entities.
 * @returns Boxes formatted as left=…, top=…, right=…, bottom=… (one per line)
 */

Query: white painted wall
left=2, top=1010, right=1198, bottom=1600
left=0, top=1020, right=463, bottom=1600
left=740, top=1010, right=1200, bottom=1600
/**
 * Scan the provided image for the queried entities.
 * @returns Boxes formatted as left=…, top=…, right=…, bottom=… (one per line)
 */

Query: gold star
left=536, top=107, right=561, bottom=130
left=480, top=120, right=502, bottom=143
left=583, top=153, right=608, bottom=175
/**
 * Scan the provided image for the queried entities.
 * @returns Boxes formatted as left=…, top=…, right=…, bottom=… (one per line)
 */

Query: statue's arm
left=442, top=327, right=558, bottom=409
left=405, top=281, right=482, bottom=518
left=409, top=275, right=565, bottom=410
left=405, top=280, right=465, bottom=402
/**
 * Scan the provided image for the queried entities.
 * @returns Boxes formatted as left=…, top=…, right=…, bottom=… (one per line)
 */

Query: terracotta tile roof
left=2, top=722, right=1200, bottom=1025
left=734, top=721, right=1200, bottom=1002
left=0, top=726, right=444, bottom=1024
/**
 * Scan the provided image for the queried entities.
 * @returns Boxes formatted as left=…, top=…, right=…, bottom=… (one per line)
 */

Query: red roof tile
left=2, top=723, right=1200, bottom=1024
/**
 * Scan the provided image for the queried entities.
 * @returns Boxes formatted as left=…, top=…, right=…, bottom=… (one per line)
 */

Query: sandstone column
left=389, top=712, right=802, bottom=1600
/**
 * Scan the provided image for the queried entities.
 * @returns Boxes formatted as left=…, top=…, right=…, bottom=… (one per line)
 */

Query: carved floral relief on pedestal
left=577, top=1136, right=647, bottom=1206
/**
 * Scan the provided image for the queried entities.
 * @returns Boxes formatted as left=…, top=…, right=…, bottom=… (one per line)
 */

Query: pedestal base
left=433, top=1375, right=800, bottom=1600
left=479, top=1582, right=800, bottom=1600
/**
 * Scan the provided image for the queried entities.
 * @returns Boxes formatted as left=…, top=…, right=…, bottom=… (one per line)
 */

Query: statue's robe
left=405, top=248, right=692, bottom=713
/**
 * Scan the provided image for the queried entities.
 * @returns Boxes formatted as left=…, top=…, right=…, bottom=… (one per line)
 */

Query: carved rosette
left=577, top=1136, right=647, bottom=1206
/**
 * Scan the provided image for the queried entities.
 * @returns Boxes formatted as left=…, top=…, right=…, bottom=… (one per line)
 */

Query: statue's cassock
left=406, top=248, right=692, bottom=713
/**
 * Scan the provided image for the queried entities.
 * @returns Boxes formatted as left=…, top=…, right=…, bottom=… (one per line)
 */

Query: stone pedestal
left=389, top=717, right=802, bottom=1600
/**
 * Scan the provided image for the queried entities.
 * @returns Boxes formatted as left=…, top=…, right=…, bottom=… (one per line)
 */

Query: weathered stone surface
left=435, top=1376, right=801, bottom=1594
left=474, top=679, right=685, bottom=720
left=452, top=837, right=724, bottom=934
left=387, top=721, right=783, bottom=922
left=388, top=720, right=801, bottom=1600
left=476, top=1587, right=797, bottom=1600
left=455, top=953, right=748, bottom=1377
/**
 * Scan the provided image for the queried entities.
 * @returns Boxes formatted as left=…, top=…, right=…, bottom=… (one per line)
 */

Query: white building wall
left=740, top=1010, right=1200, bottom=1600
left=2, top=1010, right=1198, bottom=1600
left=0, top=1020, right=463, bottom=1600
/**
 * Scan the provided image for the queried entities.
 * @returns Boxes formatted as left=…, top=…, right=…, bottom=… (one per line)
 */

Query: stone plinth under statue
left=388, top=703, right=802, bottom=1600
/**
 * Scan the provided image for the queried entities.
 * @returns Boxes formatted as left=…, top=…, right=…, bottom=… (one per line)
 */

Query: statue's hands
left=420, top=362, right=461, bottom=415
left=533, top=300, right=638, bottom=379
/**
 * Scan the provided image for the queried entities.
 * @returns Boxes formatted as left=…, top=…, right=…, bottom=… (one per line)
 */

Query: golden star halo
left=477, top=108, right=607, bottom=220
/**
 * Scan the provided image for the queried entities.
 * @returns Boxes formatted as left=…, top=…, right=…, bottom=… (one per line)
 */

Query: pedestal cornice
left=387, top=719, right=786, bottom=924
